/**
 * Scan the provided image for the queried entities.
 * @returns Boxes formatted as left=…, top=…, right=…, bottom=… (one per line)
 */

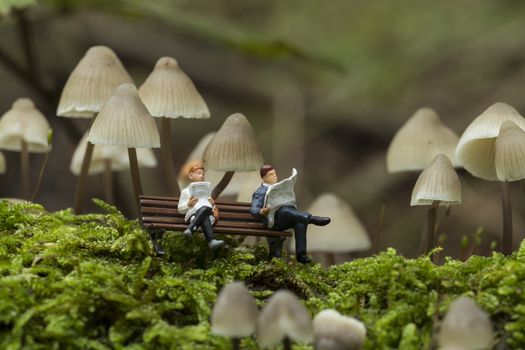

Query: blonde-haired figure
left=178, top=162, right=224, bottom=249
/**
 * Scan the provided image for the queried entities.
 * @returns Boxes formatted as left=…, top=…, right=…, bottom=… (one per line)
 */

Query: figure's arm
left=250, top=190, right=269, bottom=218
left=178, top=188, right=191, bottom=214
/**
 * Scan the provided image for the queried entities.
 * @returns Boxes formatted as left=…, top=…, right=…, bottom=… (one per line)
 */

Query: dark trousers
left=266, top=206, right=310, bottom=256
left=186, top=206, right=215, bottom=242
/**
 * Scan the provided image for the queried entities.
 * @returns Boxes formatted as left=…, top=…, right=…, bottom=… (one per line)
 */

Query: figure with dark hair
left=178, top=162, right=224, bottom=250
left=250, top=165, right=330, bottom=263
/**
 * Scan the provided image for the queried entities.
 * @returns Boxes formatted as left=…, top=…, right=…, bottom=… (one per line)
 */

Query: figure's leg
left=293, top=221, right=310, bottom=264
left=201, top=215, right=224, bottom=249
left=183, top=206, right=213, bottom=237
left=149, top=228, right=166, bottom=256
left=266, top=236, right=284, bottom=259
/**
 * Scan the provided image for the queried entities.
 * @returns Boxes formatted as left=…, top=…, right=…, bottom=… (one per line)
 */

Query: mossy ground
left=0, top=199, right=523, bottom=349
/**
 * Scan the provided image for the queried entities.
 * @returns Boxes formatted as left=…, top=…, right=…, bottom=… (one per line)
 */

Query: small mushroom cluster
left=211, top=282, right=366, bottom=350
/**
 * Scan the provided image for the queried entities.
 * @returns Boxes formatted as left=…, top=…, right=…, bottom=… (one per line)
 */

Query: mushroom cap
left=57, top=46, right=133, bottom=118
left=495, top=121, right=525, bottom=182
left=203, top=113, right=264, bottom=172
left=257, top=290, right=313, bottom=348
left=211, top=282, right=259, bottom=337
left=438, top=297, right=493, bottom=350
left=0, top=151, right=5, bottom=174
left=387, top=108, right=459, bottom=173
left=411, top=154, right=461, bottom=206
left=0, top=98, right=51, bottom=153
left=138, top=57, right=210, bottom=119
left=289, top=193, right=371, bottom=253
left=313, top=309, right=366, bottom=350
left=87, top=83, right=160, bottom=148
left=456, top=102, right=525, bottom=181
left=71, top=132, right=157, bottom=175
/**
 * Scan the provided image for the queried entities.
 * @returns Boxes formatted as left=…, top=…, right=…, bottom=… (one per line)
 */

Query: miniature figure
left=178, top=162, right=224, bottom=249
left=250, top=165, right=331, bottom=263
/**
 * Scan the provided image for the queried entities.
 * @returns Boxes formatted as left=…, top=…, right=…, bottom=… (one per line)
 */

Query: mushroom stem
left=31, top=145, right=50, bottom=202
left=501, top=181, right=513, bottom=255
left=20, top=139, right=30, bottom=199
left=161, top=118, right=180, bottom=196
left=211, top=171, right=235, bottom=200
left=324, top=252, right=336, bottom=267
left=377, top=204, right=386, bottom=253
left=128, top=147, right=143, bottom=222
left=283, top=337, right=292, bottom=350
left=73, top=141, right=94, bottom=214
left=426, top=200, right=440, bottom=260
left=231, top=338, right=240, bottom=350
left=103, top=159, right=114, bottom=204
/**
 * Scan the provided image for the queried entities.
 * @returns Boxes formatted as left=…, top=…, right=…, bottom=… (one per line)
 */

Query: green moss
left=1, top=199, right=525, bottom=348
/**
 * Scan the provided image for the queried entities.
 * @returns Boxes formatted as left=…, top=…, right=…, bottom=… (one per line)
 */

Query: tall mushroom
left=289, top=193, right=371, bottom=266
left=57, top=45, right=133, bottom=213
left=139, top=57, right=209, bottom=196
left=87, top=83, right=160, bottom=218
left=411, top=154, right=461, bottom=259
left=456, top=102, right=525, bottom=255
left=0, top=98, right=51, bottom=198
left=0, top=151, right=5, bottom=175
left=71, top=132, right=157, bottom=204
left=203, top=113, right=264, bottom=199
left=257, top=290, right=313, bottom=350
left=313, top=309, right=366, bottom=350
left=211, top=282, right=259, bottom=350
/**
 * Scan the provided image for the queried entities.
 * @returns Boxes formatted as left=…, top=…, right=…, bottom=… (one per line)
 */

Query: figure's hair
left=188, top=162, right=205, bottom=175
left=260, top=164, right=275, bottom=178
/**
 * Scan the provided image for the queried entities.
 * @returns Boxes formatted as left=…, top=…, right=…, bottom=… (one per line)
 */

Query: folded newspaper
left=189, top=181, right=212, bottom=210
left=264, top=168, right=298, bottom=228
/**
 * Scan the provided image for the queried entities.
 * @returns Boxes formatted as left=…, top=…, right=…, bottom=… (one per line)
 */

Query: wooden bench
left=139, top=195, right=292, bottom=254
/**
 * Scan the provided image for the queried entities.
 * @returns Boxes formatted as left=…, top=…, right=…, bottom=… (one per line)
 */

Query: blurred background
left=2, top=0, right=525, bottom=261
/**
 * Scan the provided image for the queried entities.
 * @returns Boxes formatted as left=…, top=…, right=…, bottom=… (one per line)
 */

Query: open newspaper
left=189, top=181, right=212, bottom=210
left=264, top=168, right=298, bottom=228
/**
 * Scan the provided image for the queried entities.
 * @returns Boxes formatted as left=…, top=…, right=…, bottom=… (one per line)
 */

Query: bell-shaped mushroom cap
left=257, top=290, right=313, bottom=348
left=0, top=98, right=51, bottom=153
left=71, top=132, right=157, bottom=175
left=438, top=297, right=494, bottom=350
left=289, top=193, right=371, bottom=253
left=313, top=309, right=366, bottom=350
left=387, top=108, right=459, bottom=173
left=411, top=154, right=461, bottom=206
left=495, top=121, right=525, bottom=182
left=57, top=46, right=133, bottom=118
left=0, top=151, right=5, bottom=174
left=211, top=282, right=259, bottom=337
left=138, top=57, right=210, bottom=119
left=456, top=102, right=525, bottom=181
left=87, top=83, right=160, bottom=148
left=203, top=113, right=264, bottom=172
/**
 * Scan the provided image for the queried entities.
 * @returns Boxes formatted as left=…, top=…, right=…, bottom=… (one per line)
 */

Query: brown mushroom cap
left=495, top=120, right=525, bottom=182
left=0, top=98, right=51, bottom=153
left=57, top=46, right=133, bottom=118
left=138, top=57, right=210, bottom=119
left=411, top=154, right=461, bottom=206
left=438, top=297, right=493, bottom=350
left=87, top=83, right=160, bottom=148
left=203, top=113, right=264, bottom=172
left=257, top=290, right=313, bottom=348
left=211, top=282, right=259, bottom=338
left=387, top=108, right=459, bottom=172
left=313, top=309, right=366, bottom=350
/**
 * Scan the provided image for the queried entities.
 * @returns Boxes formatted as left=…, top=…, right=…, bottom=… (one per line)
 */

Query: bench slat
left=143, top=222, right=291, bottom=237
left=141, top=208, right=258, bottom=221
left=140, top=195, right=250, bottom=207
left=143, top=216, right=271, bottom=229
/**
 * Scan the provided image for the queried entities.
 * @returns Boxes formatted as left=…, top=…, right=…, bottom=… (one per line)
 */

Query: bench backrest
left=139, top=195, right=292, bottom=237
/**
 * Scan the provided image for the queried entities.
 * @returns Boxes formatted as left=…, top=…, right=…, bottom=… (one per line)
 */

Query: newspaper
left=264, top=168, right=298, bottom=228
left=189, top=181, right=212, bottom=210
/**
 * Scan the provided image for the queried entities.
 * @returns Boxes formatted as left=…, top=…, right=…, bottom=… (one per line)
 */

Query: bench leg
left=149, top=228, right=165, bottom=256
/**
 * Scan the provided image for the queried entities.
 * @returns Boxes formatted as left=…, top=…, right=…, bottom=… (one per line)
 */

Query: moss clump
left=1, top=199, right=525, bottom=349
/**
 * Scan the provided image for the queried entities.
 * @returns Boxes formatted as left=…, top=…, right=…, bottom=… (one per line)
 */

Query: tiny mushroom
left=211, top=281, right=259, bottom=350
left=257, top=289, right=313, bottom=350
left=203, top=113, right=264, bottom=199
left=87, top=83, right=160, bottom=217
left=0, top=98, right=51, bottom=198
left=289, top=193, right=371, bottom=266
left=437, top=296, right=494, bottom=350
left=387, top=107, right=459, bottom=173
left=139, top=57, right=210, bottom=196
left=411, top=154, right=461, bottom=258
left=313, top=309, right=366, bottom=350
left=456, top=102, right=525, bottom=254
left=57, top=45, right=133, bottom=213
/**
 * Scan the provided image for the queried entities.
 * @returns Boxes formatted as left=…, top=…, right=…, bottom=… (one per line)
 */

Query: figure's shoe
left=309, top=216, right=331, bottom=226
left=183, top=228, right=193, bottom=238
left=296, top=253, right=311, bottom=264
left=208, top=239, right=225, bottom=250
left=268, top=250, right=283, bottom=260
